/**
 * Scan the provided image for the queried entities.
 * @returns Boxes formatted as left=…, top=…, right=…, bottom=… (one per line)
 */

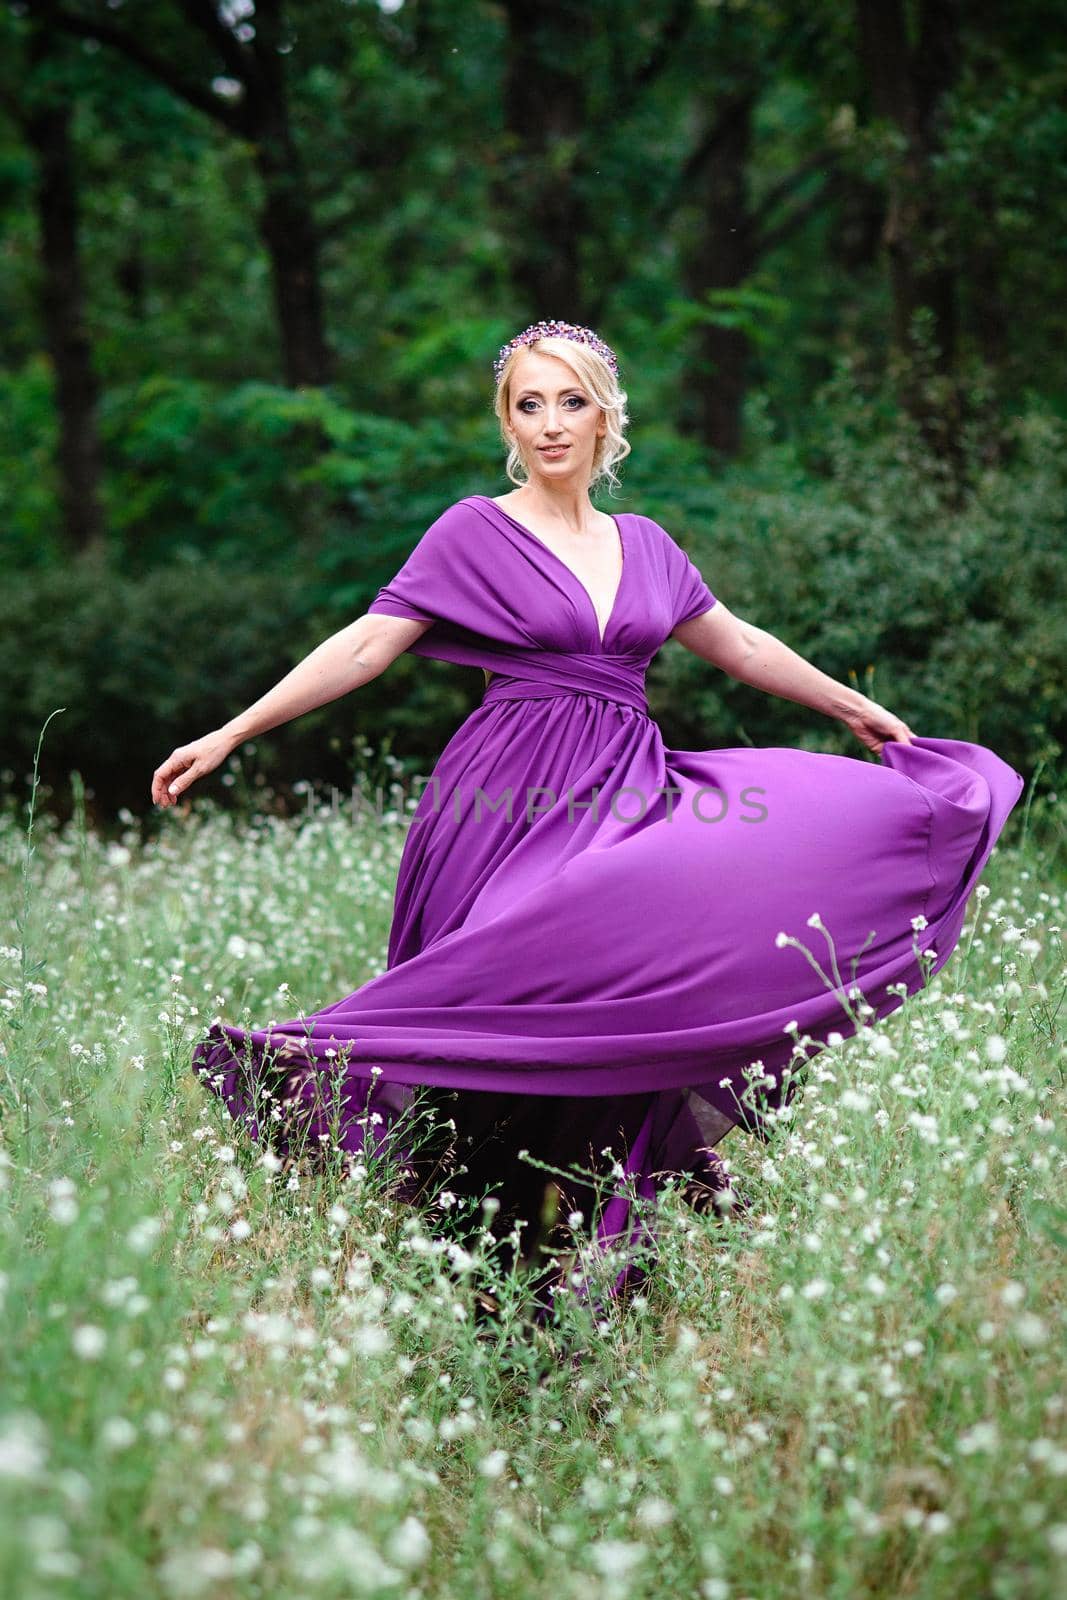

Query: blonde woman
left=155, top=320, right=1023, bottom=1307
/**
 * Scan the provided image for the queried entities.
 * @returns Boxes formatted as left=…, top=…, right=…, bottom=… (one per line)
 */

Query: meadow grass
left=0, top=757, right=1063, bottom=1600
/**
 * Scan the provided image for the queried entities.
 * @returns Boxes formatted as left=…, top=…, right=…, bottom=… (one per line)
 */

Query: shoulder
left=618, top=509, right=679, bottom=547
left=627, top=511, right=702, bottom=570
left=429, top=495, right=519, bottom=544
left=428, top=497, right=487, bottom=533
left=399, top=498, right=486, bottom=559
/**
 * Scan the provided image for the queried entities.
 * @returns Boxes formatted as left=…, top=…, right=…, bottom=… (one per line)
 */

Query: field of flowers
left=0, top=764, right=1063, bottom=1600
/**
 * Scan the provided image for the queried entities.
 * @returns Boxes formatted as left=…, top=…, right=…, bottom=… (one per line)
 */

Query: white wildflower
left=590, top=1539, right=646, bottom=1579
left=100, top=1418, right=137, bottom=1452
left=702, top=1582, right=730, bottom=1600
left=958, top=1421, right=998, bottom=1455
left=352, top=1324, right=390, bottom=1357
left=72, top=1325, right=107, bottom=1360
left=478, top=1449, right=509, bottom=1479
left=126, top=1216, right=162, bottom=1254
left=385, top=1515, right=431, bottom=1568
left=47, top=1177, right=79, bottom=1226
left=636, top=1495, right=675, bottom=1529
left=0, top=1414, right=49, bottom=1480
left=158, top=1543, right=234, bottom=1596
left=801, top=1278, right=830, bottom=1300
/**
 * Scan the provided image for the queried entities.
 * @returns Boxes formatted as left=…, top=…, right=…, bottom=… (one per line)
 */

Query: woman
left=153, top=320, right=1024, bottom=1305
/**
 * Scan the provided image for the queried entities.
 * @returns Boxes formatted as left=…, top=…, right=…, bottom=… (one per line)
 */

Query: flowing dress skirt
left=191, top=497, right=1025, bottom=1303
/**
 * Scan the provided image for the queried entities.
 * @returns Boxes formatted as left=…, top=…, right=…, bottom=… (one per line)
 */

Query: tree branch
left=0, top=82, right=27, bottom=133
left=749, top=145, right=841, bottom=234
left=176, top=0, right=256, bottom=90
left=645, top=87, right=755, bottom=236
left=628, top=0, right=697, bottom=97
left=757, top=169, right=842, bottom=258
left=48, top=6, right=251, bottom=134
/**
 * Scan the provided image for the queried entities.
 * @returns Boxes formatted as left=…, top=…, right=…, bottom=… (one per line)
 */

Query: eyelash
left=517, top=396, right=587, bottom=412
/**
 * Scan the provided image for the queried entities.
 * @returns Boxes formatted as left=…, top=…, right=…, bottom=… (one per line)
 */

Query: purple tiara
left=493, top=319, right=619, bottom=384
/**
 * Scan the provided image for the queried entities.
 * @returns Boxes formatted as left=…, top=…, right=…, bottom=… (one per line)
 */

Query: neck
left=514, top=477, right=598, bottom=532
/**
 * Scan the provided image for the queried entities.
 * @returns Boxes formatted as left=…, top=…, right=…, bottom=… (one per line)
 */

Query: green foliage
left=0, top=0, right=1064, bottom=819
left=0, top=361, right=1062, bottom=816
left=0, top=358, right=63, bottom=569
left=647, top=372, right=1067, bottom=778
left=0, top=542, right=481, bottom=820
left=0, top=788, right=1062, bottom=1597
left=0, top=556, right=301, bottom=808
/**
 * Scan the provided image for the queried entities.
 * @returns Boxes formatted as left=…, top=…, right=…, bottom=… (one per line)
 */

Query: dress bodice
left=365, top=495, right=718, bottom=709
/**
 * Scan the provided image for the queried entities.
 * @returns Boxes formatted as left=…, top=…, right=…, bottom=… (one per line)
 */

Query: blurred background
left=1, top=0, right=1064, bottom=825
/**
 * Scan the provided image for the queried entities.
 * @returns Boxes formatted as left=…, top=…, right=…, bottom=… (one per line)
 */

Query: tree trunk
left=494, top=0, right=592, bottom=320
left=49, top=0, right=334, bottom=390
left=679, top=93, right=758, bottom=460
left=245, top=2, right=332, bottom=387
left=253, top=130, right=332, bottom=388
left=967, top=181, right=1008, bottom=372
left=855, top=0, right=964, bottom=476
left=26, top=31, right=105, bottom=554
left=829, top=172, right=885, bottom=275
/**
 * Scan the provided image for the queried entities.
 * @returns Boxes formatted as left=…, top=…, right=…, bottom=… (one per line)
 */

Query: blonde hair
left=493, top=335, right=631, bottom=497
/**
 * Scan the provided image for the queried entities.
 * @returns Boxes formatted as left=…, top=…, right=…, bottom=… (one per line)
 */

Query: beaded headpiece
left=493, top=319, right=619, bottom=385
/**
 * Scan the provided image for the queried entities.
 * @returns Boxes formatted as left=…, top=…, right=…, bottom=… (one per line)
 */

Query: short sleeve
left=663, top=529, right=717, bottom=630
left=367, top=589, right=435, bottom=623
left=363, top=500, right=542, bottom=659
left=366, top=508, right=458, bottom=624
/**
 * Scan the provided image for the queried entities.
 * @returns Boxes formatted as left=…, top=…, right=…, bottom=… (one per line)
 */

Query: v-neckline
left=473, top=495, right=627, bottom=649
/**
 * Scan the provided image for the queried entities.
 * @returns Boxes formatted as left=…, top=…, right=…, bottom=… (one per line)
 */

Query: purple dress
left=192, top=496, right=1024, bottom=1290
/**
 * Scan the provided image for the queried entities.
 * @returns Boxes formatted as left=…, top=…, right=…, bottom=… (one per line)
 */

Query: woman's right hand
left=151, top=729, right=235, bottom=809
left=840, top=696, right=915, bottom=756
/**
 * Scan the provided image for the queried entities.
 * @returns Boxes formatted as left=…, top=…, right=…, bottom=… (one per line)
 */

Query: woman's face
left=503, top=348, right=606, bottom=490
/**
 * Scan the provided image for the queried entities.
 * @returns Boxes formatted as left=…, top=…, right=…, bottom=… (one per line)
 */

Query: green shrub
left=0, top=553, right=477, bottom=820
left=648, top=385, right=1066, bottom=778
left=1, top=366, right=1062, bottom=820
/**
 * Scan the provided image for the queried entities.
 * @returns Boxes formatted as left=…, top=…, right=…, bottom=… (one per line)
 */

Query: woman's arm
left=151, top=612, right=431, bottom=808
left=671, top=601, right=914, bottom=754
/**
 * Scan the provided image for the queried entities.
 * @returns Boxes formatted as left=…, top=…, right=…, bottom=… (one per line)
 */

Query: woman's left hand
left=841, top=697, right=915, bottom=755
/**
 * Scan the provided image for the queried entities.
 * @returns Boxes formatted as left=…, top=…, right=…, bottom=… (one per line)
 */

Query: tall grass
left=0, top=761, right=1063, bottom=1600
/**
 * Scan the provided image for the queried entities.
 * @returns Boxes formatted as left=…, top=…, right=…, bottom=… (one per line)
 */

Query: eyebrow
left=515, top=386, right=585, bottom=399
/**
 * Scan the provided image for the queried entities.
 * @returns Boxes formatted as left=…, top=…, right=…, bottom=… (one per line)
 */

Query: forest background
left=1, top=0, right=1064, bottom=824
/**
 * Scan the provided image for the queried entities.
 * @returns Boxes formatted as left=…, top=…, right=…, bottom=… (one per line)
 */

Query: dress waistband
left=481, top=659, right=649, bottom=715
